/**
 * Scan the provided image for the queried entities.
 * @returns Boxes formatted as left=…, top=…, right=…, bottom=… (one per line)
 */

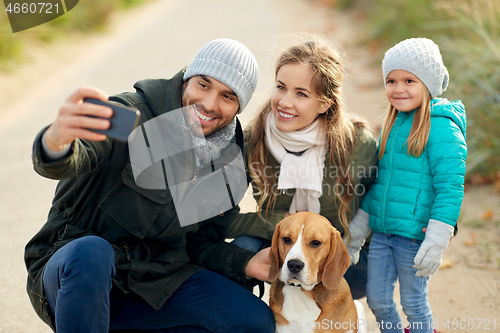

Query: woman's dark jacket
left=226, top=126, right=379, bottom=240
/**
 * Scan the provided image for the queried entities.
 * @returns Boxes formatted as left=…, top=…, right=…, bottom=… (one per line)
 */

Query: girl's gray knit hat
left=382, top=38, right=449, bottom=98
left=184, top=38, right=259, bottom=114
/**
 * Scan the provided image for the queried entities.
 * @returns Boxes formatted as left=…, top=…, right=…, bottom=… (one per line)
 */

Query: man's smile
left=194, top=106, right=216, bottom=123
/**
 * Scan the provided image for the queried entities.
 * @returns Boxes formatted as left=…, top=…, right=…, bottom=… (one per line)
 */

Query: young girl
left=226, top=37, right=379, bottom=299
left=348, top=38, right=467, bottom=333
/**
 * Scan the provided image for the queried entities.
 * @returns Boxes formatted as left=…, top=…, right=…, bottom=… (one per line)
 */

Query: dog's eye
left=282, top=237, right=292, bottom=245
left=310, top=240, right=322, bottom=248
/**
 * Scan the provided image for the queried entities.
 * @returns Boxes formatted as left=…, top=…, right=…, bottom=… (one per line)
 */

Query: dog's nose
left=287, top=259, right=304, bottom=274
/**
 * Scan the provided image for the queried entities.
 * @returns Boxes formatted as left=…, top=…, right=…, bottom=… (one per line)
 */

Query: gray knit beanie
left=382, top=38, right=449, bottom=98
left=184, top=38, right=259, bottom=113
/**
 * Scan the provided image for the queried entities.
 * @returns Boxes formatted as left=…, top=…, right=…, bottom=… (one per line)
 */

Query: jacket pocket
left=53, top=224, right=97, bottom=253
left=412, top=190, right=429, bottom=236
left=28, top=225, right=94, bottom=332
left=99, top=163, right=173, bottom=239
left=412, top=190, right=421, bottom=216
left=28, top=288, right=56, bottom=331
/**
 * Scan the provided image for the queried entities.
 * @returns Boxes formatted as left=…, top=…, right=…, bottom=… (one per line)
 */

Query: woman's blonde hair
left=248, top=37, right=367, bottom=240
left=379, top=85, right=432, bottom=159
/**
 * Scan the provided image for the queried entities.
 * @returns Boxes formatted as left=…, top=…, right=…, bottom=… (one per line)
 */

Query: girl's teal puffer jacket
left=361, top=98, right=467, bottom=241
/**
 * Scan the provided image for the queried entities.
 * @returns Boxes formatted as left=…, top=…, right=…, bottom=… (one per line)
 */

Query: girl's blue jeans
left=43, top=236, right=275, bottom=333
left=232, top=235, right=368, bottom=300
left=366, top=232, right=433, bottom=333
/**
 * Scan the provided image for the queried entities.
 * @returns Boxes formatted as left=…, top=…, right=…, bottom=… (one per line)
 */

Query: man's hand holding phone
left=44, top=87, right=112, bottom=152
left=44, top=87, right=140, bottom=152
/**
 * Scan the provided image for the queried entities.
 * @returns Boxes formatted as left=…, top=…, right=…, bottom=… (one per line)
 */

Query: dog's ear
left=322, top=227, right=351, bottom=290
left=268, top=221, right=282, bottom=282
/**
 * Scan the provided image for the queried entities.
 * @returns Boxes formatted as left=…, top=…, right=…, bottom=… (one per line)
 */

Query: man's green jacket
left=25, top=69, right=256, bottom=330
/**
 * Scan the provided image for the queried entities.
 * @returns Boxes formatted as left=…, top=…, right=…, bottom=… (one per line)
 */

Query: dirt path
left=0, top=0, right=498, bottom=332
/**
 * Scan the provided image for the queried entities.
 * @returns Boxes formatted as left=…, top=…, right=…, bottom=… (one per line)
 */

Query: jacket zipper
left=380, top=114, right=405, bottom=232
left=123, top=244, right=131, bottom=261
left=30, top=290, right=47, bottom=313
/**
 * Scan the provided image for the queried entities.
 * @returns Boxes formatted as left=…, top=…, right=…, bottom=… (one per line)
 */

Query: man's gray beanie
left=382, top=38, right=449, bottom=98
left=184, top=38, right=259, bottom=114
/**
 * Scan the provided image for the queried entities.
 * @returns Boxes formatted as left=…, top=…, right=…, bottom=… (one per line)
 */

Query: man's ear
left=182, top=79, right=189, bottom=91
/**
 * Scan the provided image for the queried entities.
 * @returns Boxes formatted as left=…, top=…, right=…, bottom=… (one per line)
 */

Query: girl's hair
left=248, top=37, right=367, bottom=240
left=379, top=85, right=432, bottom=159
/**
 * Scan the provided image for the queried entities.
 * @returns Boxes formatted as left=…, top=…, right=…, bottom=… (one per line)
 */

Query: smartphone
left=84, top=98, right=141, bottom=142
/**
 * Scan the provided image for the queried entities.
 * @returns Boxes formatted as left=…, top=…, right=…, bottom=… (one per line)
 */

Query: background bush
left=2, top=0, right=498, bottom=178
left=0, top=0, right=150, bottom=71
left=334, top=0, right=500, bottom=178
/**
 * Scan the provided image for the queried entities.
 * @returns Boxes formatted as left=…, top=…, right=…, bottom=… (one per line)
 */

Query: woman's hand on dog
left=245, top=247, right=271, bottom=281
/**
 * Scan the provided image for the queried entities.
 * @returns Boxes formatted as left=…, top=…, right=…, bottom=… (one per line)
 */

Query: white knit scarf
left=265, top=112, right=327, bottom=214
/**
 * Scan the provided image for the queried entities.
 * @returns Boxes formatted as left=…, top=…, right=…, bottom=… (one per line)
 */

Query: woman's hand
left=244, top=247, right=271, bottom=281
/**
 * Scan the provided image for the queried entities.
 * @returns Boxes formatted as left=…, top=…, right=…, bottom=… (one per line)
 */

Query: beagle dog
left=268, top=212, right=359, bottom=333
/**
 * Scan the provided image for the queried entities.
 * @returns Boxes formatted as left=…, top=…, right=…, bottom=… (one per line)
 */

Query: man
left=26, top=38, right=274, bottom=333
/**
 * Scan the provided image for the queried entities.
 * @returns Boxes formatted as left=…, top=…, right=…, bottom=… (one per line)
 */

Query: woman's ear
left=319, top=99, right=334, bottom=114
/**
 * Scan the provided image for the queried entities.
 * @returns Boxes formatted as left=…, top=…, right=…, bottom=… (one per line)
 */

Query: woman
left=228, top=37, right=378, bottom=299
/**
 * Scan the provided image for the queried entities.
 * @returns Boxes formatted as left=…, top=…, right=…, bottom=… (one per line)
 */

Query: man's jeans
left=43, top=236, right=274, bottom=333
left=366, top=232, right=433, bottom=333
left=232, top=235, right=368, bottom=299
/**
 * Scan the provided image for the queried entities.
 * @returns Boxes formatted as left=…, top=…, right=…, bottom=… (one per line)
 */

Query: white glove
left=344, top=209, right=371, bottom=265
left=413, top=219, right=454, bottom=277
